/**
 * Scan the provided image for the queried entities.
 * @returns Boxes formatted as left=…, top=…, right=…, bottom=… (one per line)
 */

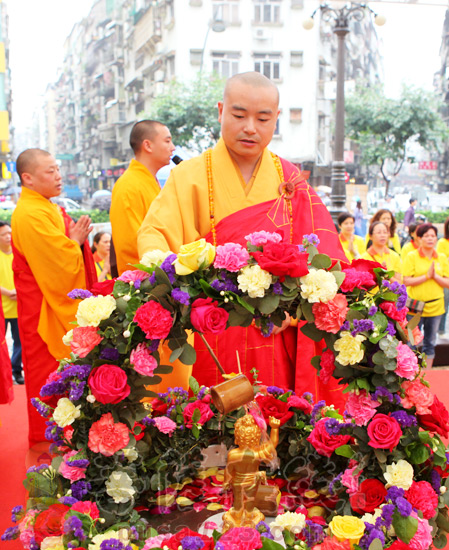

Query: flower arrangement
left=3, top=232, right=449, bottom=550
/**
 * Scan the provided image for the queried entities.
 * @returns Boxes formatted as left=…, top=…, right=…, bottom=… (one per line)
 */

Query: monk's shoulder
left=167, top=154, right=207, bottom=191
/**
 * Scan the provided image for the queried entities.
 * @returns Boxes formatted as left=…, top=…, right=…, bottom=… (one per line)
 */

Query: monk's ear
left=217, top=101, right=224, bottom=123
left=142, top=139, right=152, bottom=154
left=21, top=172, right=33, bottom=187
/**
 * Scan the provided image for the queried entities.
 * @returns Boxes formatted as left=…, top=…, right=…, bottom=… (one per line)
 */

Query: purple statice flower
left=134, top=279, right=141, bottom=290
left=430, top=469, right=442, bottom=493
left=304, top=520, right=324, bottom=547
left=273, top=282, right=283, bottom=295
left=328, top=472, right=343, bottom=495
left=100, top=348, right=120, bottom=361
left=40, top=379, right=67, bottom=397
left=11, top=506, right=24, bottom=523
left=386, top=320, right=396, bottom=336
left=29, top=538, right=39, bottom=550
left=142, top=417, right=155, bottom=427
left=171, top=288, right=190, bottom=305
left=71, top=480, right=92, bottom=500
left=311, top=400, right=326, bottom=425
left=1, top=526, right=20, bottom=541
left=67, top=380, right=86, bottom=401
left=67, top=288, right=93, bottom=299
left=64, top=516, right=86, bottom=539
left=148, top=273, right=156, bottom=285
left=31, top=398, right=52, bottom=418
left=197, top=387, right=207, bottom=400
left=390, top=410, right=418, bottom=427
left=303, top=233, right=320, bottom=247
left=130, top=526, right=139, bottom=540
left=45, top=422, right=64, bottom=445
left=100, top=540, right=132, bottom=550
left=298, top=245, right=307, bottom=253
left=148, top=339, right=160, bottom=352
left=27, top=464, right=49, bottom=474
left=359, top=525, right=385, bottom=550
left=256, top=521, right=274, bottom=540
left=368, top=305, right=378, bottom=315
left=325, top=418, right=351, bottom=435
left=351, top=319, right=375, bottom=336
left=161, top=254, right=177, bottom=283
left=215, top=543, right=225, bottom=550
left=166, top=387, right=189, bottom=400
left=380, top=503, right=395, bottom=529
left=211, top=279, right=227, bottom=293
left=382, top=280, right=390, bottom=287
left=261, top=321, right=274, bottom=338
left=302, top=392, right=314, bottom=403
left=396, top=496, right=412, bottom=517
left=267, top=386, right=284, bottom=396
left=373, top=387, right=394, bottom=403
left=180, top=536, right=205, bottom=550
left=59, top=496, right=78, bottom=506
left=387, top=486, right=404, bottom=504
left=67, top=455, right=89, bottom=468
left=61, top=364, right=92, bottom=381
left=341, top=320, right=350, bottom=331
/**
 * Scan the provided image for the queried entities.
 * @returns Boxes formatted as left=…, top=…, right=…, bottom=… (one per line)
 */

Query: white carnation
left=76, top=295, right=116, bottom=327
left=383, top=459, right=414, bottom=490
left=300, top=269, right=338, bottom=303
left=53, top=398, right=81, bottom=428
left=270, top=511, right=307, bottom=536
left=105, top=471, right=136, bottom=503
left=237, top=264, right=272, bottom=298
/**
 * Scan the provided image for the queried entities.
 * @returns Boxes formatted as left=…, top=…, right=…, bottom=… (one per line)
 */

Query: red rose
left=307, top=418, right=351, bottom=457
left=183, top=400, right=214, bottom=428
left=287, top=394, right=313, bottom=415
left=255, top=394, right=294, bottom=426
left=350, top=478, right=387, bottom=514
left=405, top=481, right=438, bottom=520
left=190, top=297, right=229, bottom=335
left=88, top=364, right=130, bottom=404
left=164, top=527, right=214, bottom=550
left=151, top=398, right=168, bottom=416
left=417, top=395, right=449, bottom=438
left=367, top=414, right=402, bottom=452
left=312, top=294, right=349, bottom=334
left=133, top=300, right=173, bottom=340
left=251, top=242, right=309, bottom=280
left=380, top=302, right=407, bottom=323
left=91, top=279, right=116, bottom=296
left=33, top=503, right=70, bottom=543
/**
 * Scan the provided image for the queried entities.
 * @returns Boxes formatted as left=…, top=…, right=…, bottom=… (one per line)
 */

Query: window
left=254, top=0, right=281, bottom=24
left=212, top=0, right=240, bottom=24
left=254, top=53, right=281, bottom=80
left=190, top=49, right=203, bottom=65
left=212, top=52, right=240, bottom=78
left=290, top=51, right=303, bottom=67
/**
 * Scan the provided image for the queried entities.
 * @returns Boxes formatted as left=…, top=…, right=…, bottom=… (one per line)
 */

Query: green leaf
left=258, top=294, right=280, bottom=315
left=335, top=445, right=354, bottom=458
left=189, top=376, right=200, bottom=395
left=300, top=323, right=326, bottom=342
left=302, top=301, right=314, bottom=323
left=372, top=311, right=388, bottom=332
left=295, top=304, right=302, bottom=320
left=405, top=442, right=431, bottom=465
left=392, top=511, right=418, bottom=544
left=153, top=364, right=174, bottom=375
left=192, top=424, right=200, bottom=439
left=372, top=350, right=387, bottom=365
left=356, top=378, right=371, bottom=392
left=169, top=346, right=184, bottom=362
left=332, top=270, right=346, bottom=288
left=154, top=266, right=173, bottom=287
left=149, top=284, right=171, bottom=298
left=179, top=342, right=197, bottom=365
left=261, top=538, right=285, bottom=550
left=311, top=253, right=332, bottom=269
left=227, top=309, right=253, bottom=327
left=368, top=539, right=384, bottom=550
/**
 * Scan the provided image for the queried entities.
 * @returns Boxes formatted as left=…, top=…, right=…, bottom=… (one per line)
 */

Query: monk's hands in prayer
left=271, top=312, right=291, bottom=335
left=69, top=215, right=93, bottom=245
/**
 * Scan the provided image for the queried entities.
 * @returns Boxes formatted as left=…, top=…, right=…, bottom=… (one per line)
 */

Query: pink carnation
left=118, top=270, right=150, bottom=283
left=153, top=416, right=177, bottom=436
left=340, top=268, right=377, bottom=293
left=341, top=463, right=361, bottom=495
left=218, top=527, right=263, bottom=550
left=408, top=513, right=433, bottom=550
left=183, top=400, right=214, bottom=428
left=345, top=390, right=380, bottom=426
left=214, top=243, right=250, bottom=271
left=130, top=343, right=158, bottom=376
left=143, top=535, right=171, bottom=550
left=70, top=326, right=103, bottom=358
left=88, top=412, right=130, bottom=456
left=71, top=501, right=100, bottom=519
left=395, top=341, right=419, bottom=380
left=245, top=230, right=282, bottom=246
left=319, top=349, right=336, bottom=384
left=401, top=379, right=434, bottom=415
left=133, top=300, right=173, bottom=340
left=59, top=450, right=87, bottom=482
left=312, top=295, right=349, bottom=334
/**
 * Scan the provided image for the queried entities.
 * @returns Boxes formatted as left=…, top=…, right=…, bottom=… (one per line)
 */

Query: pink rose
left=70, top=326, right=103, bottom=358
left=214, top=243, right=250, bottom=271
left=307, top=418, right=351, bottom=457
left=58, top=450, right=87, bottom=482
left=133, top=301, right=173, bottom=340
left=405, top=481, right=438, bottom=520
left=380, top=301, right=407, bottom=323
left=183, top=400, right=214, bottom=428
left=341, top=463, right=361, bottom=495
left=401, top=379, right=434, bottom=415
left=287, top=395, right=313, bottom=415
left=245, top=231, right=282, bottom=246
left=153, top=416, right=177, bottom=436
left=218, top=527, right=263, bottom=550
left=88, top=365, right=130, bottom=404
left=395, top=341, right=419, bottom=380
left=345, top=390, right=380, bottom=426
left=88, top=412, right=130, bottom=456
left=190, top=297, right=229, bottom=334
left=143, top=535, right=171, bottom=550
left=118, top=270, right=150, bottom=283
left=312, top=295, right=349, bottom=334
left=319, top=349, right=336, bottom=384
left=340, top=259, right=382, bottom=292
left=408, top=513, right=433, bottom=550
left=367, top=413, right=402, bottom=451
left=130, top=343, right=158, bottom=376
left=71, top=501, right=100, bottom=519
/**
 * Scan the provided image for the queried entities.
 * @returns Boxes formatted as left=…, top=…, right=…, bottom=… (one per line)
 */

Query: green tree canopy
left=345, top=85, right=448, bottom=195
left=144, top=73, right=225, bottom=153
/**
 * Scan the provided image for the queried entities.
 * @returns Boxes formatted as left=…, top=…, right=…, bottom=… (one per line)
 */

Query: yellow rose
left=333, top=331, right=366, bottom=366
left=76, top=295, right=116, bottom=327
left=329, top=515, right=365, bottom=549
left=237, top=264, right=272, bottom=298
left=41, top=536, right=64, bottom=550
left=53, top=397, right=81, bottom=427
left=174, top=239, right=215, bottom=275
left=383, top=459, right=414, bottom=490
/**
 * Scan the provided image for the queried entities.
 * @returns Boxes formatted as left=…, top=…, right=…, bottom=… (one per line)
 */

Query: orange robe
left=138, top=139, right=347, bottom=410
left=11, top=187, right=89, bottom=445
left=110, top=159, right=161, bottom=275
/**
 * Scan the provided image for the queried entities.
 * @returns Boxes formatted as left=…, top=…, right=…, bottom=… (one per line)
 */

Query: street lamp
left=303, top=3, right=385, bottom=224
left=200, top=11, right=227, bottom=74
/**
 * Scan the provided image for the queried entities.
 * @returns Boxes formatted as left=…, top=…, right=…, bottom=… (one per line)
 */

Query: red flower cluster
left=380, top=301, right=407, bottom=323
left=405, top=481, right=438, bottom=520
left=164, top=527, right=214, bottom=550
left=190, top=297, right=229, bottom=334
left=417, top=395, right=449, bottom=439
left=340, top=259, right=381, bottom=292
left=133, top=300, right=173, bottom=340
left=255, top=394, right=294, bottom=426
left=307, top=418, right=351, bottom=457
left=250, top=242, right=309, bottom=280
left=33, top=503, right=70, bottom=543
left=367, top=413, right=402, bottom=452
left=183, top=400, right=214, bottom=428
left=350, top=478, right=387, bottom=514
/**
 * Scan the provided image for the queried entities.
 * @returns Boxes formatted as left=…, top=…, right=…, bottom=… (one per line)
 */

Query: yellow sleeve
left=355, top=236, right=366, bottom=256
left=392, top=233, right=401, bottom=254
left=402, top=252, right=416, bottom=277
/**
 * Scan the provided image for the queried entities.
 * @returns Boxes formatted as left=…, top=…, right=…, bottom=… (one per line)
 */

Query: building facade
left=0, top=0, right=12, bottom=188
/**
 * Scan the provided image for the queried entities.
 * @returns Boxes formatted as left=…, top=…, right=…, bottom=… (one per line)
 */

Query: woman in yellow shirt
left=367, top=209, right=401, bottom=254
left=91, top=232, right=112, bottom=282
left=338, top=212, right=366, bottom=262
left=401, top=223, right=420, bottom=260
left=361, top=221, right=402, bottom=281
left=436, top=217, right=449, bottom=336
left=403, top=223, right=449, bottom=369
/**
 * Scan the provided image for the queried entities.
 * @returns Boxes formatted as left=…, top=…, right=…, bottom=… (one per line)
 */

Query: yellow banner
left=0, top=111, right=9, bottom=141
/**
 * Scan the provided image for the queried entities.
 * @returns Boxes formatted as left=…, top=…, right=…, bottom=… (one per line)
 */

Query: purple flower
left=380, top=503, right=395, bottom=529
left=45, top=421, right=64, bottom=445
left=304, top=520, right=324, bottom=547
left=303, top=233, right=320, bottom=246
left=161, top=254, right=177, bottom=284
left=267, top=386, right=284, bottom=396
left=368, top=305, right=378, bottom=315
left=396, top=496, right=412, bottom=517
left=64, top=516, right=86, bottom=539
left=261, top=321, right=274, bottom=338
left=351, top=319, right=375, bottom=336
left=180, top=536, right=205, bottom=550
left=40, top=379, right=67, bottom=397
left=11, top=506, right=24, bottom=523
left=387, top=486, right=404, bottom=504
left=311, top=400, right=326, bottom=425
left=68, top=288, right=93, bottom=299
left=329, top=472, right=343, bottom=495
left=325, top=418, right=351, bottom=435
left=341, top=320, right=350, bottom=331
left=31, top=398, right=52, bottom=418
left=27, top=464, right=49, bottom=474
left=148, top=339, right=160, bottom=352
left=302, top=392, right=314, bottom=403
left=172, top=288, right=190, bottom=305
left=1, top=526, right=20, bottom=541
left=390, top=410, right=418, bottom=427
left=430, top=469, right=442, bottom=493
left=71, top=480, right=92, bottom=500
left=386, top=320, right=396, bottom=336
left=100, top=348, right=120, bottom=361
left=273, top=282, right=283, bottom=295
left=59, top=496, right=78, bottom=506
left=142, top=417, right=155, bottom=427
left=197, top=387, right=207, bottom=400
left=149, top=273, right=156, bottom=285
left=60, top=364, right=91, bottom=380
left=373, top=387, right=394, bottom=403
left=359, top=525, right=385, bottom=550
left=256, top=521, right=274, bottom=540
left=99, top=540, right=131, bottom=550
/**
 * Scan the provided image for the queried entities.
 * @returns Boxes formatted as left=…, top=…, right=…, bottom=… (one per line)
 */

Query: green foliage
left=0, top=208, right=110, bottom=225
left=144, top=74, right=225, bottom=152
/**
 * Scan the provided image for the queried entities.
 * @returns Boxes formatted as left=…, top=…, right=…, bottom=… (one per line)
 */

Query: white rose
left=105, top=471, right=136, bottom=503
left=53, top=397, right=81, bottom=428
left=383, top=459, right=414, bottom=490
left=76, top=295, right=116, bottom=327
left=299, top=269, right=338, bottom=303
left=140, top=249, right=173, bottom=268
left=62, top=329, right=73, bottom=346
left=237, top=264, right=272, bottom=298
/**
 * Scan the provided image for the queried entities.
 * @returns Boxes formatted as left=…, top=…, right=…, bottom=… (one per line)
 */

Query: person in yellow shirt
left=110, top=120, right=175, bottom=275
left=403, top=223, right=449, bottom=369
left=367, top=209, right=401, bottom=254
left=92, top=231, right=112, bottom=282
left=0, top=221, right=22, bottom=384
left=437, top=217, right=449, bottom=336
left=401, top=223, right=420, bottom=260
left=337, top=212, right=366, bottom=262
left=362, top=221, right=402, bottom=281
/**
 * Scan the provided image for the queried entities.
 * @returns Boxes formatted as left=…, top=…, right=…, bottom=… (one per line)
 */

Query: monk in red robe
left=11, top=149, right=96, bottom=447
left=138, top=72, right=347, bottom=410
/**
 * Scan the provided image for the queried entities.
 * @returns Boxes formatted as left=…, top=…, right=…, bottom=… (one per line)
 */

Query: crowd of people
left=0, top=71, right=447, bottom=449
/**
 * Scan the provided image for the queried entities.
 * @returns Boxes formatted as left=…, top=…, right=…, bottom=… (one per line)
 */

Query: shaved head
left=223, top=71, right=279, bottom=105
left=16, top=148, right=52, bottom=183
left=129, top=120, right=165, bottom=154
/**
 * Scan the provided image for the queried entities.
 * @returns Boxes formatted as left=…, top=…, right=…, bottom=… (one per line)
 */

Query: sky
left=6, top=0, right=448, bottom=142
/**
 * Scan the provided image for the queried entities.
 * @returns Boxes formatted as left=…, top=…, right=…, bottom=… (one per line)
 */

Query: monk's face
left=218, top=81, right=280, bottom=165
left=22, top=154, right=62, bottom=199
left=147, top=125, right=175, bottom=169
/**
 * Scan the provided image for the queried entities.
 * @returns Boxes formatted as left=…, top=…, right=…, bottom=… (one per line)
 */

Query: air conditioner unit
left=254, top=28, right=268, bottom=40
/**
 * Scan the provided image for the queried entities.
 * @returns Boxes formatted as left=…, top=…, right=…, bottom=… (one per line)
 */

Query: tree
left=345, top=85, right=448, bottom=196
left=144, top=74, right=225, bottom=153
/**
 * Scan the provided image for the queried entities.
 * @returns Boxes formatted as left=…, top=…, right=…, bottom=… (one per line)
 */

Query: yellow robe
left=111, top=159, right=161, bottom=275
